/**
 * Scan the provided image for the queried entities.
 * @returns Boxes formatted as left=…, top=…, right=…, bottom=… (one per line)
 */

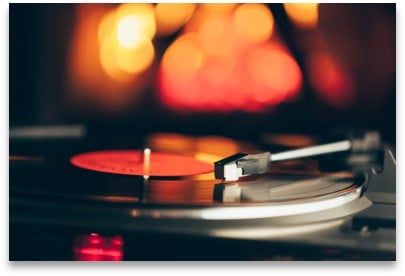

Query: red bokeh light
left=307, top=52, right=356, bottom=108
left=73, top=233, right=124, bottom=261
left=158, top=7, right=302, bottom=112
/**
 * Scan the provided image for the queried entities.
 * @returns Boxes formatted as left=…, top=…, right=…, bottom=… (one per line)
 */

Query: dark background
left=9, top=3, right=396, bottom=145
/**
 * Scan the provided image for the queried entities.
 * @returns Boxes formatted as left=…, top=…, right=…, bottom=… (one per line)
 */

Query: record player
left=9, top=3, right=396, bottom=261
left=9, top=127, right=396, bottom=261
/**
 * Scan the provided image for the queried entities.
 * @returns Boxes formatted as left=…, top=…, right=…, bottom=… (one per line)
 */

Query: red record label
left=70, top=150, right=214, bottom=177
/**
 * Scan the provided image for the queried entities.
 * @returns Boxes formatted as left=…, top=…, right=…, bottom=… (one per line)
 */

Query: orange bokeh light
left=68, top=4, right=153, bottom=113
left=159, top=10, right=302, bottom=112
left=233, top=4, right=274, bottom=43
left=98, top=9, right=115, bottom=44
left=154, top=3, right=197, bottom=36
left=161, top=33, right=204, bottom=77
left=284, top=3, right=319, bottom=29
left=199, top=3, right=237, bottom=14
left=69, top=3, right=304, bottom=113
left=116, top=37, right=155, bottom=74
left=246, top=43, right=302, bottom=104
left=99, top=32, right=131, bottom=82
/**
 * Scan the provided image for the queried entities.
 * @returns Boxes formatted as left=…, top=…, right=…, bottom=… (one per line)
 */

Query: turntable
left=9, top=128, right=396, bottom=261
left=9, top=3, right=396, bottom=261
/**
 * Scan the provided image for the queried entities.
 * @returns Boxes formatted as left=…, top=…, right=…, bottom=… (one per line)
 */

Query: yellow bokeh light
left=284, top=3, right=319, bottom=29
left=155, top=3, right=196, bottom=36
left=100, top=33, right=129, bottom=82
left=233, top=4, right=274, bottom=44
left=98, top=3, right=156, bottom=80
left=116, top=37, right=155, bottom=74
left=115, top=3, right=156, bottom=40
left=117, top=15, right=146, bottom=48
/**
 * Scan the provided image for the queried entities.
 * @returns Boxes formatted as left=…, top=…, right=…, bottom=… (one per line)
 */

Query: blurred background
left=9, top=3, right=396, bottom=145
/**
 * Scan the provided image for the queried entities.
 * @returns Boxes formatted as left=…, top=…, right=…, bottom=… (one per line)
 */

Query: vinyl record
left=10, top=150, right=363, bottom=221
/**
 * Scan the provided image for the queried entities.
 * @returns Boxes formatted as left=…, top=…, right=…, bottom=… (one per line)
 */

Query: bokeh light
left=159, top=3, right=302, bottom=112
left=246, top=43, right=302, bottom=104
left=68, top=4, right=156, bottom=113
left=199, top=3, right=237, bottom=14
left=233, top=3, right=274, bottom=43
left=307, top=52, right=356, bottom=108
left=284, top=3, right=319, bottom=29
left=116, top=37, right=155, bottom=74
left=99, top=32, right=130, bottom=82
left=98, top=3, right=156, bottom=81
left=161, top=33, right=204, bottom=78
left=70, top=3, right=304, bottom=113
left=154, top=3, right=196, bottom=36
left=115, top=3, right=156, bottom=40
left=117, top=16, right=146, bottom=48
left=98, top=9, right=115, bottom=44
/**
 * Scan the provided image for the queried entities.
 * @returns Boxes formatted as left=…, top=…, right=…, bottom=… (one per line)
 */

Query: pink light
left=88, top=233, right=103, bottom=245
left=75, top=248, right=123, bottom=261
left=73, top=233, right=124, bottom=261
